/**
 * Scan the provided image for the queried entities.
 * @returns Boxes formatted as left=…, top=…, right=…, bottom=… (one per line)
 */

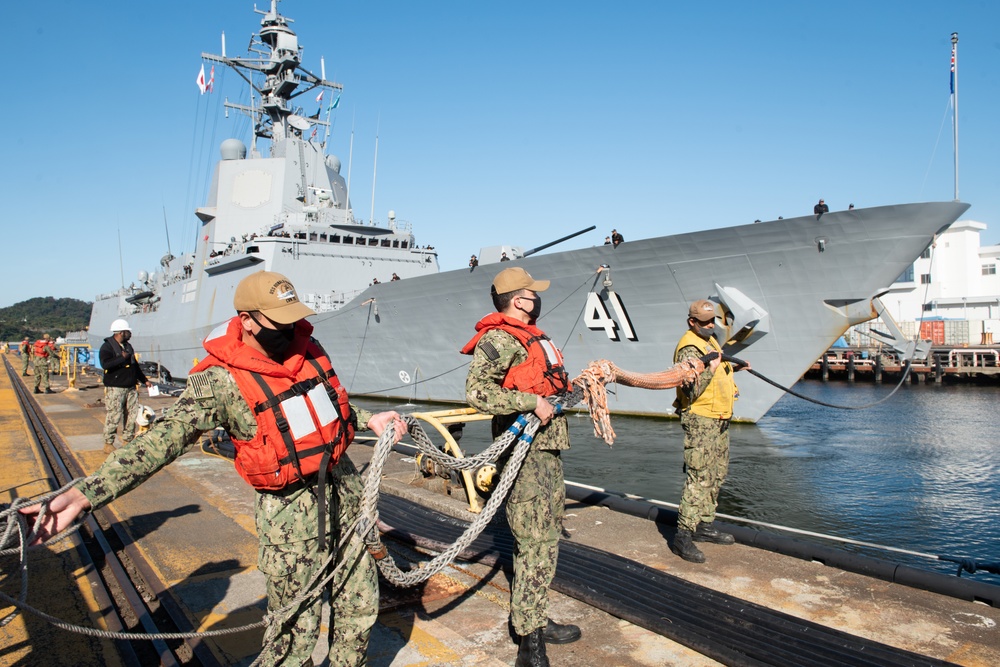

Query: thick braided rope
left=574, top=359, right=704, bottom=444
left=361, top=387, right=586, bottom=587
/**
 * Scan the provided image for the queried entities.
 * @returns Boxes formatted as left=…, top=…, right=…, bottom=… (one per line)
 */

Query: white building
left=869, top=219, right=1000, bottom=345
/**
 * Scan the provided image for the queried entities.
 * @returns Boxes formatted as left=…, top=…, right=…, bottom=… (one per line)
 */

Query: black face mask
left=249, top=314, right=296, bottom=358
left=519, top=295, right=542, bottom=321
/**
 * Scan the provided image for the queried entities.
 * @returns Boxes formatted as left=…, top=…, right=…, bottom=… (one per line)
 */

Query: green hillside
left=0, top=297, right=92, bottom=341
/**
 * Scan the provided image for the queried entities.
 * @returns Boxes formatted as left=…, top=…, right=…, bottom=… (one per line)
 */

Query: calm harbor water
left=359, top=380, right=1000, bottom=585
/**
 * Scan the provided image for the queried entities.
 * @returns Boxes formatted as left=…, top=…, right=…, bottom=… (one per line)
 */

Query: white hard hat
left=110, top=319, right=131, bottom=333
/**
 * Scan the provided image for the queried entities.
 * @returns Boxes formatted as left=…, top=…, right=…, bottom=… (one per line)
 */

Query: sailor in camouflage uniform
left=32, top=334, right=58, bottom=394
left=19, top=337, right=31, bottom=376
left=22, top=271, right=408, bottom=667
left=462, top=267, right=581, bottom=667
left=671, top=299, right=750, bottom=564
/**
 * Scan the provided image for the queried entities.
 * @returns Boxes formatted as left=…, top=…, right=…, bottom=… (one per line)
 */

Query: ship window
left=331, top=235, right=341, bottom=243
left=294, top=232, right=306, bottom=240
left=923, top=304, right=934, bottom=312
left=369, top=238, right=378, bottom=246
left=247, top=246, right=259, bottom=254
left=381, top=239, right=391, bottom=247
left=343, top=236, right=353, bottom=244
left=309, top=233, right=318, bottom=241
left=401, top=241, right=408, bottom=249
left=319, top=234, right=327, bottom=242
left=920, top=248, right=931, bottom=259
left=983, top=264, right=996, bottom=276
left=392, top=240, right=399, bottom=248
left=920, top=274, right=932, bottom=284
left=896, top=266, right=914, bottom=283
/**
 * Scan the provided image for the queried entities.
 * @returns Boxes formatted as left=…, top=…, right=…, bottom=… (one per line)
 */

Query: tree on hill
left=0, top=297, right=92, bottom=341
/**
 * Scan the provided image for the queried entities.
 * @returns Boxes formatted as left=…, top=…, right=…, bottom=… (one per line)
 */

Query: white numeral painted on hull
left=585, top=291, right=637, bottom=341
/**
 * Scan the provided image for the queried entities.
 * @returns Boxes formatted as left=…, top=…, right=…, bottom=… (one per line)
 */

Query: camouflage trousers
left=103, top=386, right=139, bottom=446
left=677, top=412, right=730, bottom=533
left=255, top=458, right=378, bottom=667
left=33, top=358, right=51, bottom=391
left=21, top=353, right=30, bottom=375
left=504, top=447, right=564, bottom=636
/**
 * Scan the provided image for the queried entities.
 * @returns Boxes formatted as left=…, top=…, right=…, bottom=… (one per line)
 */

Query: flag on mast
left=207, top=65, right=215, bottom=93
left=328, top=93, right=341, bottom=111
left=196, top=64, right=207, bottom=94
left=316, top=90, right=324, bottom=104
left=950, top=43, right=956, bottom=94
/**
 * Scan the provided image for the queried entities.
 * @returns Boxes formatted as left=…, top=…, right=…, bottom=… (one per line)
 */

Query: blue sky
left=4, top=1, right=998, bottom=308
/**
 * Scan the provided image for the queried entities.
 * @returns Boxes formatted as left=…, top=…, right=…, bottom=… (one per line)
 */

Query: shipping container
left=919, top=320, right=945, bottom=345
left=944, top=320, right=970, bottom=346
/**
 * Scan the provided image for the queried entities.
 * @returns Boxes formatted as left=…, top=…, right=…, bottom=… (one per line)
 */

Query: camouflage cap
left=234, top=271, right=315, bottom=324
left=688, top=299, right=718, bottom=323
left=492, top=267, right=550, bottom=294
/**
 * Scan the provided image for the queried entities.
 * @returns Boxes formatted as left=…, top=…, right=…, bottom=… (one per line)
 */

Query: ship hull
left=89, top=202, right=969, bottom=422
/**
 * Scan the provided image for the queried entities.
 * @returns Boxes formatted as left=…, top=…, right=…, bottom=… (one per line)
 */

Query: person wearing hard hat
left=670, top=299, right=751, bottom=564
left=22, top=271, right=408, bottom=667
left=99, top=319, right=152, bottom=453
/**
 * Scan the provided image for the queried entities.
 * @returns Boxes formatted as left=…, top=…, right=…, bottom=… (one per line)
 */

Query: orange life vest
left=461, top=313, right=570, bottom=397
left=33, top=340, right=54, bottom=358
left=193, top=317, right=355, bottom=492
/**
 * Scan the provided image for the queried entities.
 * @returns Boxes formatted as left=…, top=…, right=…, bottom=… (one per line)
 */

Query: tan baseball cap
left=688, top=299, right=718, bottom=323
left=234, top=271, right=315, bottom=324
left=492, top=267, right=550, bottom=294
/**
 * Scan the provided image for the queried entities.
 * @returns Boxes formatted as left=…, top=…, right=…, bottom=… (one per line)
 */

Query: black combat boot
left=542, top=618, right=581, bottom=644
left=694, top=522, right=735, bottom=545
left=670, top=529, right=706, bottom=563
left=44, top=388, right=55, bottom=394
left=515, top=628, right=549, bottom=667
left=34, top=388, right=41, bottom=394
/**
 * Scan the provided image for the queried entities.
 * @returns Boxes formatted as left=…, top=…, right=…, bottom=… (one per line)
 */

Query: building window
left=920, top=274, right=931, bottom=284
left=896, top=266, right=914, bottom=283
left=920, top=248, right=931, bottom=259
left=983, top=264, right=997, bottom=276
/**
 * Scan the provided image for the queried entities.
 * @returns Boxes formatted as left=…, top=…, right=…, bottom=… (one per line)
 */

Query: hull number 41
left=585, top=292, right=636, bottom=341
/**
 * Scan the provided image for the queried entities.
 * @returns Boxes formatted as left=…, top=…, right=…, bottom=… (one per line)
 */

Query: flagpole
left=951, top=32, right=959, bottom=201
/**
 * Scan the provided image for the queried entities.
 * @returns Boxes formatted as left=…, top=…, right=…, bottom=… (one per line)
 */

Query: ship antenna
left=346, top=113, right=355, bottom=220
left=370, top=114, right=380, bottom=224
left=950, top=32, right=959, bottom=201
left=162, top=206, right=173, bottom=257
left=117, top=226, right=125, bottom=290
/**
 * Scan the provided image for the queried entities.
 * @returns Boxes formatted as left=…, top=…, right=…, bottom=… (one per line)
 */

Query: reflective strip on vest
left=280, top=384, right=340, bottom=440
left=539, top=339, right=561, bottom=365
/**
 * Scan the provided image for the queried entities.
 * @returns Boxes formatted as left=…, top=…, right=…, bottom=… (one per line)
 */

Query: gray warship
left=88, top=1, right=970, bottom=422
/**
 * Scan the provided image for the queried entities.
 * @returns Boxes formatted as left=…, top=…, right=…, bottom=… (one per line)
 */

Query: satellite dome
left=326, top=155, right=342, bottom=174
left=220, top=138, right=247, bottom=161
left=138, top=270, right=149, bottom=283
